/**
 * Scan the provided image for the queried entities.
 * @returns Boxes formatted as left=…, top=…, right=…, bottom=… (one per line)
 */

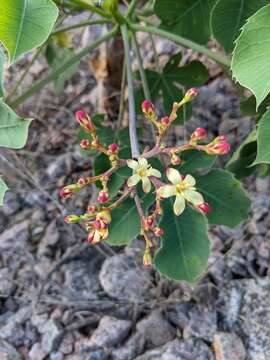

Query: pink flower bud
left=64, top=215, right=80, bottom=224
left=77, top=177, right=88, bottom=187
left=80, top=139, right=91, bottom=149
left=215, top=135, right=227, bottom=143
left=198, top=202, right=211, bottom=214
left=207, top=142, right=230, bottom=155
left=97, top=190, right=109, bottom=203
left=141, top=100, right=156, bottom=117
left=171, top=154, right=181, bottom=166
left=154, top=227, right=164, bottom=237
left=161, top=116, right=170, bottom=126
left=145, top=217, right=154, bottom=228
left=93, top=220, right=102, bottom=230
left=87, top=232, right=95, bottom=244
left=108, top=143, right=119, bottom=154
left=87, top=205, right=97, bottom=214
left=59, top=184, right=79, bottom=199
left=75, top=110, right=94, bottom=133
left=184, top=87, right=198, bottom=101
left=191, top=127, right=207, bottom=141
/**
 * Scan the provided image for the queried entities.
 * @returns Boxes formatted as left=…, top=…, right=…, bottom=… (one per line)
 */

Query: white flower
left=127, top=157, right=161, bottom=193
left=158, top=168, right=204, bottom=216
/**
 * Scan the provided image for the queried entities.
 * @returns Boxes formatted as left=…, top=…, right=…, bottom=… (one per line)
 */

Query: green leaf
left=154, top=203, right=209, bottom=283
left=232, top=4, right=270, bottom=108
left=0, top=178, right=8, bottom=206
left=154, top=0, right=216, bottom=44
left=211, top=0, right=269, bottom=53
left=196, top=169, right=250, bottom=227
left=253, top=108, right=270, bottom=165
left=226, top=130, right=257, bottom=178
left=0, top=0, right=58, bottom=64
left=0, top=100, right=33, bottom=149
left=107, top=192, right=154, bottom=246
left=177, top=150, right=216, bottom=173
left=0, top=47, right=6, bottom=97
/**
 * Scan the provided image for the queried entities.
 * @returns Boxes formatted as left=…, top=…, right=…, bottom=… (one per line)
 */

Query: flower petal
left=127, top=174, right=140, bottom=187
left=184, top=174, right=196, bottom=187
left=158, top=185, right=176, bottom=198
left=166, top=168, right=181, bottom=185
left=127, top=159, right=139, bottom=170
left=148, top=168, right=161, bottom=178
left=138, top=157, right=148, bottom=168
left=174, top=195, right=185, bottom=216
left=142, top=177, right=151, bottom=193
left=183, top=189, right=204, bottom=205
left=93, top=230, right=101, bottom=243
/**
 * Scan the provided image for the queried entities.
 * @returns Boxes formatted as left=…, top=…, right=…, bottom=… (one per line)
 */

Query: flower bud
left=161, top=116, right=170, bottom=126
left=154, top=227, right=164, bottom=237
left=59, top=184, right=79, bottom=199
left=87, top=232, right=95, bottom=244
left=80, top=139, right=91, bottom=149
left=206, top=142, right=230, bottom=155
left=171, top=154, right=181, bottom=166
left=97, top=210, right=112, bottom=224
left=87, top=205, right=97, bottom=214
left=145, top=216, right=154, bottom=228
left=191, top=127, right=207, bottom=142
left=77, top=177, right=88, bottom=187
left=197, top=202, right=211, bottom=214
left=97, top=190, right=109, bottom=203
left=93, top=220, right=102, bottom=230
left=143, top=249, right=152, bottom=267
left=184, top=87, right=198, bottom=102
left=108, top=143, right=119, bottom=154
left=64, top=214, right=80, bottom=224
left=141, top=100, right=156, bottom=118
left=75, top=110, right=94, bottom=133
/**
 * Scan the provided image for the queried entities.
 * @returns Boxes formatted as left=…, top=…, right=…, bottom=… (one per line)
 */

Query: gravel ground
left=0, top=25, right=269, bottom=360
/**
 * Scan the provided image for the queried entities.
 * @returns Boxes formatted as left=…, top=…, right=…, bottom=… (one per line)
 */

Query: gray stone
left=99, top=254, right=152, bottom=301
left=29, top=343, right=47, bottom=360
left=135, top=338, right=214, bottom=360
left=136, top=310, right=175, bottom=347
left=88, top=316, right=132, bottom=348
left=41, top=319, right=63, bottom=354
left=50, top=352, right=64, bottom=360
left=2, top=191, right=21, bottom=216
left=0, top=220, right=29, bottom=249
left=111, top=333, right=145, bottom=360
left=0, top=339, right=22, bottom=360
left=59, top=333, right=74, bottom=355
left=0, top=268, right=14, bottom=296
left=213, top=332, right=246, bottom=360
left=46, top=154, right=73, bottom=181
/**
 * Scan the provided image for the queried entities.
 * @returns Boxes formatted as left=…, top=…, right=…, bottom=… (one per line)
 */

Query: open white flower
left=158, top=168, right=204, bottom=216
left=127, top=157, right=161, bottom=193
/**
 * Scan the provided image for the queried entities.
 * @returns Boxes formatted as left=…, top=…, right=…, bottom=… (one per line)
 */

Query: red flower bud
left=191, top=127, right=207, bottom=141
left=154, top=227, right=164, bottom=237
left=184, top=87, right=198, bottom=101
left=145, top=217, right=154, bottom=228
left=64, top=215, right=80, bottom=224
left=161, top=116, right=170, bottom=126
left=77, top=177, right=88, bottom=187
left=215, top=135, right=227, bottom=143
left=207, top=142, right=230, bottom=155
left=59, top=184, right=79, bottom=199
left=108, top=143, right=119, bottom=154
left=80, top=139, right=91, bottom=149
left=75, top=110, right=94, bottom=133
left=141, top=100, right=156, bottom=117
left=93, top=220, right=102, bottom=230
left=197, top=202, right=211, bottom=214
left=171, top=154, right=181, bottom=166
left=97, top=190, right=109, bottom=203
left=87, top=205, right=97, bottom=214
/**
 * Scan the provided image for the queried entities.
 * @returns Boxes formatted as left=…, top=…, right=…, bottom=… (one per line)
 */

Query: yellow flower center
left=176, top=183, right=186, bottom=195
left=137, top=167, right=147, bottom=177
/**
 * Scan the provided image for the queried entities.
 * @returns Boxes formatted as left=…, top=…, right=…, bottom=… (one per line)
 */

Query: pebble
left=213, top=332, right=246, bottom=360
left=41, top=319, right=63, bottom=354
left=29, top=343, right=46, bottom=360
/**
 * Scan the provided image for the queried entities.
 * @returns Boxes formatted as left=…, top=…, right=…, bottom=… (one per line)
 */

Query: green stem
left=51, top=18, right=111, bottom=35
left=121, top=24, right=140, bottom=157
left=10, top=26, right=119, bottom=108
left=130, top=23, right=231, bottom=69
left=126, top=0, right=139, bottom=18
left=68, top=0, right=110, bottom=18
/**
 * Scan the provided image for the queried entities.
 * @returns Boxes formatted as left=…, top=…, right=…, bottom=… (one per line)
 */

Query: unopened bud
left=87, top=205, right=97, bottom=214
left=206, top=142, right=230, bottom=155
left=93, top=220, right=102, bottom=230
left=161, top=116, right=170, bottom=126
left=145, top=217, right=154, bottom=228
left=97, top=190, right=109, bottom=203
left=143, top=249, right=152, bottom=267
left=197, top=202, right=211, bottom=214
left=154, top=227, right=164, bottom=237
left=77, top=177, right=88, bottom=187
left=80, top=139, right=91, bottom=149
left=184, top=87, right=198, bottom=102
left=191, top=127, right=207, bottom=141
left=141, top=100, right=156, bottom=118
left=59, top=184, right=79, bottom=199
left=64, top=214, right=80, bottom=224
left=108, top=143, right=119, bottom=154
left=75, top=110, right=94, bottom=133
left=171, top=154, right=181, bottom=165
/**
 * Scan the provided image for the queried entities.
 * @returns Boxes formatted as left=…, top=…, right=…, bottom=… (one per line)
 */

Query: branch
left=51, top=18, right=111, bottom=36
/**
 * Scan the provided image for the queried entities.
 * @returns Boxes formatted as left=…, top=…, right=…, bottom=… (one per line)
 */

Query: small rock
left=0, top=268, right=15, bottom=296
left=29, top=343, right=46, bottom=360
left=59, top=333, right=74, bottom=355
left=99, top=254, right=152, bottom=301
left=136, top=310, right=175, bottom=347
left=50, top=352, right=64, bottom=360
left=2, top=191, right=21, bottom=216
left=88, top=316, right=132, bottom=348
left=41, top=319, right=63, bottom=354
left=46, top=154, right=73, bottom=181
left=213, top=332, right=246, bottom=360
left=135, top=338, right=214, bottom=360
left=256, top=177, right=269, bottom=193
left=111, top=333, right=145, bottom=360
left=0, top=339, right=22, bottom=360
left=0, top=220, right=29, bottom=249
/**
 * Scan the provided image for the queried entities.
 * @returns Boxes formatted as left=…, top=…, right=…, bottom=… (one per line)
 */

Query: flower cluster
left=60, top=88, right=230, bottom=267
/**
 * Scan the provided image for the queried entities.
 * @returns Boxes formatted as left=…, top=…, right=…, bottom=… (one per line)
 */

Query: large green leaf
left=0, top=0, right=58, bottom=64
left=0, top=178, right=8, bottom=206
left=232, top=4, right=270, bottom=108
left=177, top=150, right=216, bottom=173
left=0, top=100, right=33, bottom=149
left=226, top=130, right=257, bottom=178
left=211, top=0, right=269, bottom=53
left=0, top=47, right=5, bottom=97
left=107, top=193, right=154, bottom=246
left=196, top=169, right=250, bottom=227
left=154, top=203, right=209, bottom=283
left=154, top=0, right=216, bottom=44
left=253, top=108, right=270, bottom=165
